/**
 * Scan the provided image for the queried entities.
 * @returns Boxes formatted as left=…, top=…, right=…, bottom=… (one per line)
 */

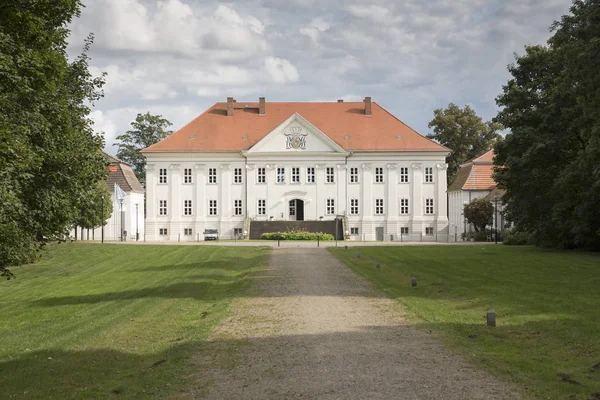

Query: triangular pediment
left=245, top=113, right=348, bottom=154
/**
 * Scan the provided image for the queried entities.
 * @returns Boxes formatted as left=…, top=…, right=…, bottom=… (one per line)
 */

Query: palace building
left=141, top=97, right=450, bottom=241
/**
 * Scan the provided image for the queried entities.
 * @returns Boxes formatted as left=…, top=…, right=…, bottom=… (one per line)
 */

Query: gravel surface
left=188, top=248, right=522, bottom=399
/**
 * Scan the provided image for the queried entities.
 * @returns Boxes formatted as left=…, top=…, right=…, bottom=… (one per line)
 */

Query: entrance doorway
left=376, top=227, right=384, bottom=241
left=289, top=199, right=304, bottom=221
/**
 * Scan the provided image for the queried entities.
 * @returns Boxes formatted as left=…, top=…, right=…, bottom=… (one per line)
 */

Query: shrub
left=502, top=230, right=534, bottom=245
left=260, top=231, right=334, bottom=241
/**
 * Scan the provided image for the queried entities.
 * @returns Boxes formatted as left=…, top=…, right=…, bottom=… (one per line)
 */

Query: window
left=234, top=228, right=243, bottom=238
left=326, top=199, right=335, bottom=215
left=209, top=200, right=218, bottom=216
left=234, top=168, right=243, bottom=184
left=326, top=167, right=335, bottom=183
left=184, top=228, right=192, bottom=236
left=375, top=199, right=384, bottom=215
left=159, top=200, right=167, bottom=216
left=350, top=199, right=359, bottom=215
left=257, top=167, right=266, bottom=183
left=159, top=168, right=167, bottom=184
left=208, top=168, right=217, bottom=184
left=234, top=199, right=243, bottom=216
left=159, top=228, right=168, bottom=236
left=184, top=168, right=192, bottom=184
left=400, top=227, right=409, bottom=235
left=306, top=167, right=315, bottom=183
left=375, top=167, right=384, bottom=183
left=426, top=227, right=434, bottom=235
left=400, top=198, right=409, bottom=215
left=291, top=167, right=300, bottom=183
left=277, top=167, right=285, bottom=184
left=350, top=227, right=359, bottom=235
left=349, top=167, right=359, bottom=183
left=399, top=167, right=409, bottom=183
left=184, top=200, right=192, bottom=216
left=425, top=167, right=433, bottom=183
left=257, top=199, right=266, bottom=215
left=425, top=198, right=434, bottom=215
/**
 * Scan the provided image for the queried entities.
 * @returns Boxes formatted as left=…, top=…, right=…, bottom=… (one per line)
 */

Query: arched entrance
left=289, top=199, right=304, bottom=221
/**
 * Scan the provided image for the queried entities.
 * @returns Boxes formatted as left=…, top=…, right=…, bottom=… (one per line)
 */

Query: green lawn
left=329, top=245, right=600, bottom=400
left=0, top=243, right=268, bottom=399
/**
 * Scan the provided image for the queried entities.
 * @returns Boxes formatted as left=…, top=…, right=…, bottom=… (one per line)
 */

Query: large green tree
left=114, top=113, right=172, bottom=186
left=494, top=0, right=600, bottom=249
left=464, top=198, right=494, bottom=233
left=0, top=0, right=107, bottom=278
left=427, top=103, right=503, bottom=183
left=73, top=181, right=114, bottom=234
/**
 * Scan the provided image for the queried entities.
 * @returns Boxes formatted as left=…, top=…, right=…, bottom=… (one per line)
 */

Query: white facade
left=145, top=113, right=449, bottom=241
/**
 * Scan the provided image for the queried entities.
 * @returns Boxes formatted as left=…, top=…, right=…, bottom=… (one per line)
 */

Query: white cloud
left=264, top=57, right=300, bottom=83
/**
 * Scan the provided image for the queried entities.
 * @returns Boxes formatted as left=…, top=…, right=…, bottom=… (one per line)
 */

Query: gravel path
left=189, top=248, right=521, bottom=399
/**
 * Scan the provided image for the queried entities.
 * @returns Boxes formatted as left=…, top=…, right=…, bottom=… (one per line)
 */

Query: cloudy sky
left=67, top=0, right=572, bottom=155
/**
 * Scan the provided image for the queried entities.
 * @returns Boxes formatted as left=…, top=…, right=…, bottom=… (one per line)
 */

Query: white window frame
left=349, top=167, right=359, bottom=183
left=257, top=167, right=266, bottom=184
left=350, top=227, right=359, bottom=235
left=375, top=199, right=384, bottom=215
left=399, top=167, right=409, bottom=183
left=159, top=168, right=167, bottom=184
left=257, top=199, right=266, bottom=215
left=277, top=167, right=285, bottom=184
left=159, top=200, right=168, bottom=216
left=326, top=167, right=335, bottom=183
left=184, top=228, right=192, bottom=236
left=291, top=167, right=300, bottom=183
left=183, top=199, right=192, bottom=216
left=159, top=228, right=168, bottom=236
left=326, top=198, right=335, bottom=215
left=350, top=199, right=359, bottom=215
left=306, top=167, right=315, bottom=183
left=425, top=167, right=434, bottom=183
left=400, top=198, right=409, bottom=215
left=425, top=198, right=434, bottom=215
left=425, top=227, right=434, bottom=235
left=183, top=168, right=192, bottom=184
left=209, top=199, right=218, bottom=216
left=375, top=167, right=384, bottom=183
left=400, top=227, right=409, bottom=235
left=208, top=168, right=217, bottom=184
left=234, top=199, right=243, bottom=216
left=233, top=168, right=243, bottom=184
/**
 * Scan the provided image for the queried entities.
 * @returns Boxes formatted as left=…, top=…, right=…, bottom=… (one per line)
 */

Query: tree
left=114, top=113, right=172, bottom=186
left=0, top=0, right=107, bottom=278
left=427, top=103, right=503, bottom=183
left=494, top=0, right=600, bottom=250
left=73, top=181, right=114, bottom=233
left=464, top=198, right=494, bottom=233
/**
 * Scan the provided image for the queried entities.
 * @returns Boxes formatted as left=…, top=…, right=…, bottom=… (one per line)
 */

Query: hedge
left=260, top=232, right=335, bottom=241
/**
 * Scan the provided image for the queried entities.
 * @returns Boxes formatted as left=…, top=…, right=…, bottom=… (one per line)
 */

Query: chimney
left=259, top=97, right=266, bottom=115
left=337, top=99, right=344, bottom=103
left=364, top=97, right=372, bottom=116
left=227, top=97, right=234, bottom=117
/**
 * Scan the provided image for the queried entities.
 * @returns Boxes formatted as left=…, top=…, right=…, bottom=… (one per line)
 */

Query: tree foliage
left=427, top=103, right=503, bottom=183
left=73, top=181, right=114, bottom=230
left=114, top=113, right=172, bottom=186
left=464, top=198, right=494, bottom=233
left=0, top=0, right=107, bottom=277
left=494, top=0, right=600, bottom=250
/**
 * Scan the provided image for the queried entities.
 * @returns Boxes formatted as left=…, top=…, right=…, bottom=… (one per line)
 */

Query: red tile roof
left=449, top=149, right=498, bottom=191
left=142, top=101, right=449, bottom=153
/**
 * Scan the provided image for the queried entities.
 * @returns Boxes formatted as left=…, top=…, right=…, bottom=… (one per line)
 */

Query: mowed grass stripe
left=329, top=245, right=600, bottom=400
left=0, top=243, right=269, bottom=399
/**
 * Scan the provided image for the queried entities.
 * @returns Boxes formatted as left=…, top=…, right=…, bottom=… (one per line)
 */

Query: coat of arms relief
left=284, top=126, right=308, bottom=150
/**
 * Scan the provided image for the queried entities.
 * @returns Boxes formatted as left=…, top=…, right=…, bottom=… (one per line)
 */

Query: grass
left=0, top=243, right=269, bottom=399
left=329, top=245, right=600, bottom=400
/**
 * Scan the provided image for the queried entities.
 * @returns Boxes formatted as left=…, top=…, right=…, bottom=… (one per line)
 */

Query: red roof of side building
left=142, top=100, right=449, bottom=153
left=449, top=149, right=497, bottom=191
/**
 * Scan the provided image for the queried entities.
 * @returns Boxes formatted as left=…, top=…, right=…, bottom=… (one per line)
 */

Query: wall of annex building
left=144, top=152, right=449, bottom=241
